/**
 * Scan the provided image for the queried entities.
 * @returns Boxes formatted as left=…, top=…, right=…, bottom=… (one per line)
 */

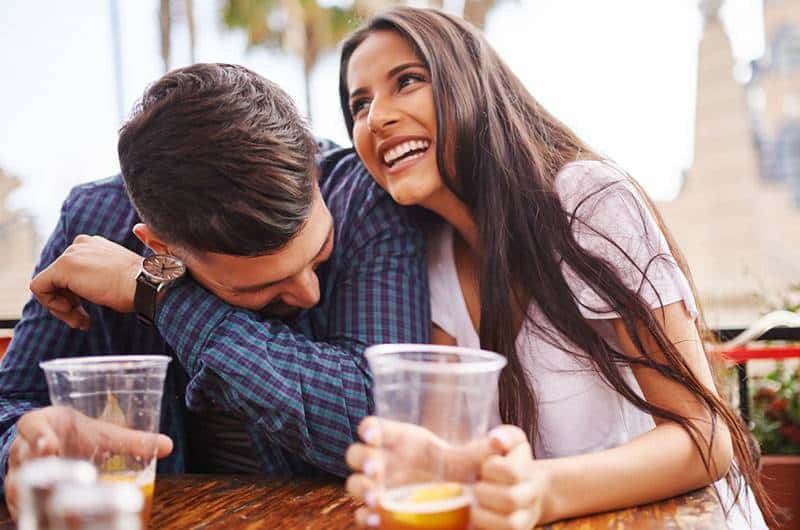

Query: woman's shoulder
left=553, top=160, right=647, bottom=222
left=553, top=160, right=631, bottom=204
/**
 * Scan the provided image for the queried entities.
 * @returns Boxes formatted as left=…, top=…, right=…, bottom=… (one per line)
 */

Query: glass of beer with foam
left=40, top=355, right=170, bottom=528
left=365, top=344, right=506, bottom=530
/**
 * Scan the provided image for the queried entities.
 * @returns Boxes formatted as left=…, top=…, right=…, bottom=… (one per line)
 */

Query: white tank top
left=427, top=160, right=766, bottom=529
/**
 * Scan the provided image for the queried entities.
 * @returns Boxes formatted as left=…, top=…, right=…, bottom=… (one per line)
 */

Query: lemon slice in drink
left=99, top=392, right=128, bottom=472
left=408, top=482, right=463, bottom=503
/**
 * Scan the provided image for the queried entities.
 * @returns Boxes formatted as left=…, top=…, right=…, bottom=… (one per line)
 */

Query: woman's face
left=346, top=30, right=444, bottom=207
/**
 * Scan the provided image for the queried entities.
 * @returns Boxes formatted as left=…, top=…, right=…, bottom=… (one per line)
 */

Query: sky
left=0, top=0, right=764, bottom=239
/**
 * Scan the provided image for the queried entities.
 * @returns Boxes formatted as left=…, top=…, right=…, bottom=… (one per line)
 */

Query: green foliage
left=750, top=361, right=800, bottom=455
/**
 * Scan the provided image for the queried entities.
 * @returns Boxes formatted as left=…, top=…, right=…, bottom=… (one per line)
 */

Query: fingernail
left=365, top=489, right=377, bottom=508
left=363, top=458, right=378, bottom=478
left=366, top=513, right=380, bottom=527
left=35, top=437, right=47, bottom=453
left=489, top=427, right=511, bottom=447
left=363, top=425, right=379, bottom=445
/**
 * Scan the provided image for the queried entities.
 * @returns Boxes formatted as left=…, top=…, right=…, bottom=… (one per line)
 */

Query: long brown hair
left=339, top=7, right=774, bottom=525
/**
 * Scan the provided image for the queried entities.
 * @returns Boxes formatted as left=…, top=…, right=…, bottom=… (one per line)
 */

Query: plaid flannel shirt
left=0, top=148, right=430, bottom=487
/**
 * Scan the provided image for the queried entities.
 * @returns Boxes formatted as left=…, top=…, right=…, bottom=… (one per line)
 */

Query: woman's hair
left=339, top=6, right=774, bottom=524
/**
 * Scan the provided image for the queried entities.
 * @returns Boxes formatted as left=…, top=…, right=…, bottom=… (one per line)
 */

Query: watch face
left=142, top=254, right=186, bottom=282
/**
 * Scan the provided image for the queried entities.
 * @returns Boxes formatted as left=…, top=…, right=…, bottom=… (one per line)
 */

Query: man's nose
left=281, top=268, right=320, bottom=309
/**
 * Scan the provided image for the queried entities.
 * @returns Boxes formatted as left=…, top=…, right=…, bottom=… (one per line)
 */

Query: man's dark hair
left=118, top=63, right=317, bottom=256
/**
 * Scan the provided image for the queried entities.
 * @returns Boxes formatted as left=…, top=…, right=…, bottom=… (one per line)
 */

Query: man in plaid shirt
left=0, top=64, right=429, bottom=513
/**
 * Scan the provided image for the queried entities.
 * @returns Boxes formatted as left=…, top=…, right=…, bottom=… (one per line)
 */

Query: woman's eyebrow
left=349, top=62, right=428, bottom=100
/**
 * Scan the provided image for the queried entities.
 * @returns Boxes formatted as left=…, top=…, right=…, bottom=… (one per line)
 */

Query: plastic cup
left=39, top=355, right=170, bottom=528
left=17, top=457, right=98, bottom=530
left=46, top=481, right=144, bottom=530
left=365, top=344, right=506, bottom=530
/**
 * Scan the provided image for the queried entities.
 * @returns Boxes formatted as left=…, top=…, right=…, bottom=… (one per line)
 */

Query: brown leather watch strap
left=134, top=274, right=159, bottom=326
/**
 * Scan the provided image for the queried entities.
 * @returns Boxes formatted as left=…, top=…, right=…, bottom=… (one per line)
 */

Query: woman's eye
left=351, top=99, right=370, bottom=116
left=398, top=74, right=424, bottom=89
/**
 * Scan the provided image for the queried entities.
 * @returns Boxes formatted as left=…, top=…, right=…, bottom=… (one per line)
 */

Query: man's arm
left=157, top=167, right=430, bottom=476
left=28, top=160, right=430, bottom=477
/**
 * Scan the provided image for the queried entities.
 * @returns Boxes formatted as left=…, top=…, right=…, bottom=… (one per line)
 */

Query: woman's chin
left=385, top=181, right=432, bottom=207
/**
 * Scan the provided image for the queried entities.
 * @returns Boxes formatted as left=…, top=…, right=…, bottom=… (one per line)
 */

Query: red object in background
left=762, top=456, right=800, bottom=530
left=0, top=336, right=10, bottom=358
left=722, top=345, right=800, bottom=363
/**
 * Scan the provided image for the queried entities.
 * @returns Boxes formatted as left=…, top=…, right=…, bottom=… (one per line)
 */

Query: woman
left=339, top=7, right=772, bottom=529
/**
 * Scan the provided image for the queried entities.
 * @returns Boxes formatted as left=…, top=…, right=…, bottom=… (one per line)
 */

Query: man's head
left=118, top=63, right=333, bottom=315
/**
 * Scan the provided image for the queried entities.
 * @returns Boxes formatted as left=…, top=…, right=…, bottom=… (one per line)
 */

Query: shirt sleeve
left=0, top=191, right=89, bottom=485
left=155, top=178, right=430, bottom=477
left=556, top=161, right=698, bottom=320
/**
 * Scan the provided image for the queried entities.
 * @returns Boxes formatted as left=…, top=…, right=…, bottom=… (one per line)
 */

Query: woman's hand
left=345, top=418, right=544, bottom=528
left=345, top=416, right=495, bottom=527
left=472, top=426, right=550, bottom=530
left=346, top=416, right=454, bottom=527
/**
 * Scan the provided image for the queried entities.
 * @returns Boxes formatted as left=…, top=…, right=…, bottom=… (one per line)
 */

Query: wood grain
left=0, top=475, right=728, bottom=529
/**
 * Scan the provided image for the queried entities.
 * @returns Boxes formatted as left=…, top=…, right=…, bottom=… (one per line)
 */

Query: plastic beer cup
left=17, top=457, right=98, bottom=530
left=46, top=482, right=144, bottom=530
left=40, top=355, right=170, bottom=528
left=365, top=344, right=506, bottom=530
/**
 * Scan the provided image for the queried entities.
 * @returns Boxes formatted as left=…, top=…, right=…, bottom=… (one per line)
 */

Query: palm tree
left=222, top=0, right=371, bottom=121
left=160, top=0, right=171, bottom=72
left=462, top=0, right=494, bottom=29
left=159, top=0, right=197, bottom=72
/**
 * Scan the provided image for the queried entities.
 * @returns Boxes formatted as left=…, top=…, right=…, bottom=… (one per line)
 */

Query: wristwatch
left=134, top=254, right=187, bottom=326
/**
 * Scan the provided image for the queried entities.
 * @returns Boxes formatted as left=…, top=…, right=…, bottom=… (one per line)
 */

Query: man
left=0, top=63, right=429, bottom=513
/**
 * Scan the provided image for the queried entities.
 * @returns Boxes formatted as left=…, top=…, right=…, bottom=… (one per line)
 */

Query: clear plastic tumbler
left=17, top=457, right=98, bottom=530
left=365, top=344, right=506, bottom=530
left=46, top=481, right=144, bottom=530
left=39, top=355, right=170, bottom=527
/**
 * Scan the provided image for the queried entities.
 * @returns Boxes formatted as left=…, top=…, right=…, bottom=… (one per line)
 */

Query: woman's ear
left=132, top=223, right=171, bottom=255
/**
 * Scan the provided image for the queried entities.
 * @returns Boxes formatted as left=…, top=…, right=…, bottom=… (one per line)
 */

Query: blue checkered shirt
left=0, top=148, right=430, bottom=485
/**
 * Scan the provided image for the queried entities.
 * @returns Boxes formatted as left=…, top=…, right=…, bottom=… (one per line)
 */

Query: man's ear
left=132, top=224, right=171, bottom=255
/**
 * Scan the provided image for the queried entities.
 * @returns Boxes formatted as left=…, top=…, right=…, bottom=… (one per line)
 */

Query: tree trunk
left=186, top=0, right=196, bottom=64
left=462, top=0, right=489, bottom=29
left=160, top=0, right=171, bottom=72
left=303, top=60, right=313, bottom=123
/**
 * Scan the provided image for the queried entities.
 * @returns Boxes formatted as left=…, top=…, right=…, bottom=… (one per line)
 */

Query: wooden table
left=0, top=475, right=728, bottom=529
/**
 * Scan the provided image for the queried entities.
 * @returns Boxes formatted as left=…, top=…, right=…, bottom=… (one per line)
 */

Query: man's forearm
left=156, top=279, right=372, bottom=475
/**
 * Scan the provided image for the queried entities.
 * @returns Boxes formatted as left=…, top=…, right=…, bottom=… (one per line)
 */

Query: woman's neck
left=422, top=187, right=480, bottom=254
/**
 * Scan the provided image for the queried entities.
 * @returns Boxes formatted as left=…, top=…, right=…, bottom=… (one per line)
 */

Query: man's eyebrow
left=231, top=223, right=334, bottom=294
left=348, top=62, right=428, bottom=101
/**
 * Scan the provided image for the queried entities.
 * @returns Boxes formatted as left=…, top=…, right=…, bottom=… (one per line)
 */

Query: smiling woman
left=338, top=6, right=774, bottom=530
left=346, top=37, right=439, bottom=208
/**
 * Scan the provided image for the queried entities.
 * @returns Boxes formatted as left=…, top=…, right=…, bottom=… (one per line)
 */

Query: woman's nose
left=367, top=95, right=400, bottom=133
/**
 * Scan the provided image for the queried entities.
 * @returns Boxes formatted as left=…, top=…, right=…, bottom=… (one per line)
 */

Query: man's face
left=180, top=188, right=335, bottom=318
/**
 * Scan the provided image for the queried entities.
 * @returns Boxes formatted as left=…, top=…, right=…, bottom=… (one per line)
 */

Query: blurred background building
left=0, top=0, right=797, bottom=327
left=0, top=167, right=37, bottom=317
left=659, top=0, right=800, bottom=327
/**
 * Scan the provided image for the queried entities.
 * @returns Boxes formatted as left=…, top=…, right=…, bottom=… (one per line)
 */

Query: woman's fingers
left=474, top=479, right=538, bottom=514
left=481, top=440, right=532, bottom=485
left=471, top=503, right=537, bottom=530
left=354, top=506, right=381, bottom=527
left=345, top=443, right=385, bottom=478
left=346, top=473, right=378, bottom=506
left=488, top=425, right=528, bottom=455
left=357, top=417, right=382, bottom=446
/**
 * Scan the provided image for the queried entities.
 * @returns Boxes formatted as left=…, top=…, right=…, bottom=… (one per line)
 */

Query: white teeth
left=383, top=140, right=430, bottom=166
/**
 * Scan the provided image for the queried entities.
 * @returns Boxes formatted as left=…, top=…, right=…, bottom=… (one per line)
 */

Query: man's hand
left=30, top=235, right=143, bottom=330
left=4, top=406, right=173, bottom=520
